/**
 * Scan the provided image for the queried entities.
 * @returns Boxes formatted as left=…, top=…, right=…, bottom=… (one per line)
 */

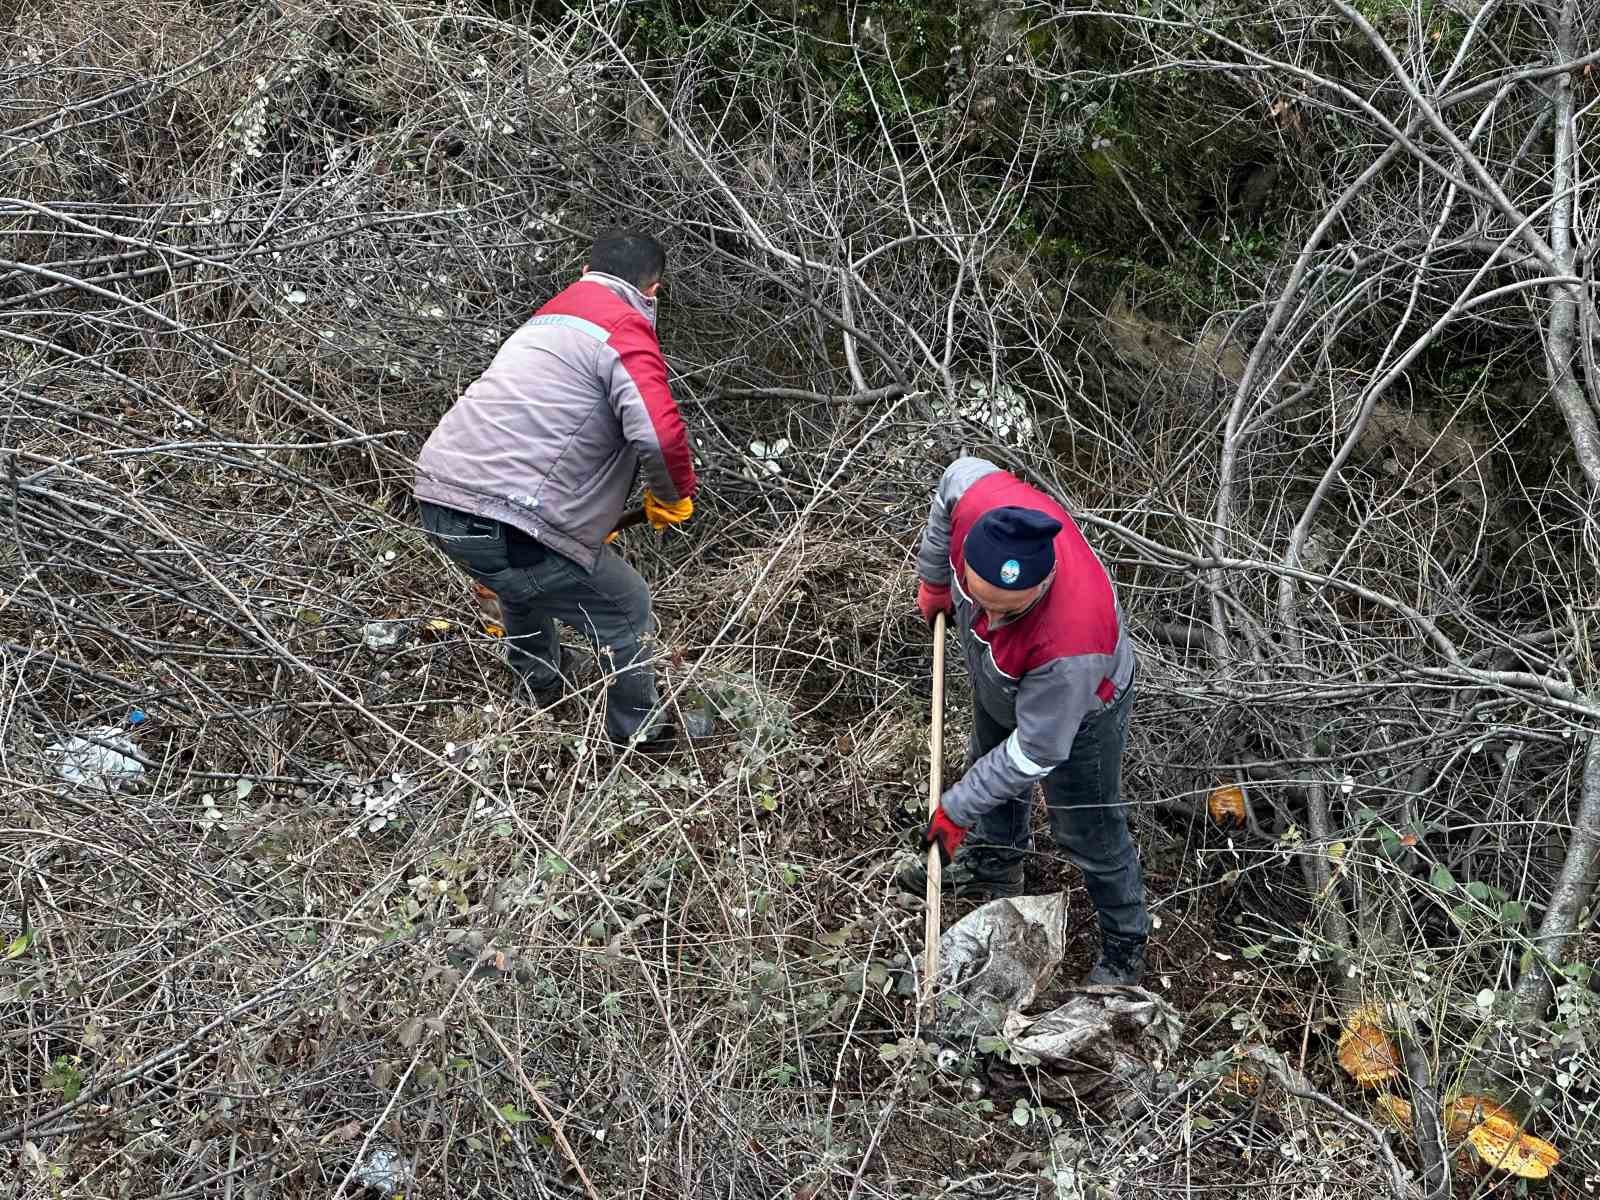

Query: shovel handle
left=923, top=610, right=947, bottom=1017
left=610, top=506, right=648, bottom=536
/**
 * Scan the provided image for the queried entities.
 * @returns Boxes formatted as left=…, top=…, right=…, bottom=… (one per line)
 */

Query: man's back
left=414, top=271, right=694, bottom=569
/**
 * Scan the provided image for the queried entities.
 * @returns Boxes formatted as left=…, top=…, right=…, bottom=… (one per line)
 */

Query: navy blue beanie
left=964, top=506, right=1062, bottom=590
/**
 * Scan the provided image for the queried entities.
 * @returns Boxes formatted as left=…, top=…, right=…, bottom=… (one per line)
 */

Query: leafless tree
left=2, top=1, right=1596, bottom=1197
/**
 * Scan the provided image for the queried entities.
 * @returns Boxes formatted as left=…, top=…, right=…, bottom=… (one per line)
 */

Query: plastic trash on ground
left=990, top=986, right=1182, bottom=1108
left=362, top=621, right=407, bottom=650
left=933, top=892, right=1182, bottom=1114
left=935, top=892, right=1069, bottom=1039
left=352, top=1144, right=412, bottom=1195
left=48, top=727, right=144, bottom=790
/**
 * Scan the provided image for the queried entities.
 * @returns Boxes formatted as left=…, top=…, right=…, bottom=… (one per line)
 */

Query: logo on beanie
left=1000, top=559, right=1021, bottom=584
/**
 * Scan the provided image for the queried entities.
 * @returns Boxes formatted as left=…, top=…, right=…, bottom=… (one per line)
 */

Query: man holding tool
left=413, top=230, right=696, bottom=751
left=899, top=456, right=1151, bottom=986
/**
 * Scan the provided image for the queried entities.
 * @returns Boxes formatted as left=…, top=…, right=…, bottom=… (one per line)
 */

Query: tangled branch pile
left=3, top=1, right=1598, bottom=1197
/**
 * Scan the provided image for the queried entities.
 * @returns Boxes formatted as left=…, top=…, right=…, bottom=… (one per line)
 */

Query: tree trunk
left=1511, top=734, right=1600, bottom=1024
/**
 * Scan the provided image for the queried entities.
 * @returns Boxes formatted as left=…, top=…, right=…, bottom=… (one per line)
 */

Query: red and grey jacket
left=413, top=272, right=696, bottom=570
left=917, top=457, right=1135, bottom=827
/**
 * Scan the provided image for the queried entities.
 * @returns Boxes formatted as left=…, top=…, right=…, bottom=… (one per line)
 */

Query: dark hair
left=589, top=230, right=667, bottom=289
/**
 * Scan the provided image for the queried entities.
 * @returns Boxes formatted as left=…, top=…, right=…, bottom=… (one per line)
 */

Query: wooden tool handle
left=610, top=506, right=648, bottom=536
left=923, top=610, right=947, bottom=1017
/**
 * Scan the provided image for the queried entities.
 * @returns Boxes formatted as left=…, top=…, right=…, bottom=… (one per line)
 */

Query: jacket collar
left=581, top=271, right=657, bottom=327
left=988, top=578, right=1052, bottom=630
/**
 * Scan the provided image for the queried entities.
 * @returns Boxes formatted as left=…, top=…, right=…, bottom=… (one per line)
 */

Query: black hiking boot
left=1084, top=935, right=1147, bottom=987
left=895, top=847, right=1024, bottom=901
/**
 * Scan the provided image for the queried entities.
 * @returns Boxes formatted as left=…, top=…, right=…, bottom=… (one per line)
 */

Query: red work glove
left=923, top=803, right=968, bottom=865
left=916, top=580, right=952, bottom=626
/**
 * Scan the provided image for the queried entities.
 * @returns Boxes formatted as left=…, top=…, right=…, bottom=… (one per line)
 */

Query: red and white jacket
left=917, top=457, right=1135, bottom=826
left=413, top=272, right=696, bottom=570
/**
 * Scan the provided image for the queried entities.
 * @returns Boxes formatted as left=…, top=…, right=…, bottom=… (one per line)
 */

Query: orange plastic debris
left=1208, top=782, right=1247, bottom=826
left=1467, top=1114, right=1560, bottom=1179
left=1446, top=1094, right=1513, bottom=1137
left=1336, top=1010, right=1401, bottom=1086
left=1374, top=1094, right=1412, bottom=1130
left=470, top=580, right=505, bottom=633
left=1371, top=1091, right=1552, bottom=1180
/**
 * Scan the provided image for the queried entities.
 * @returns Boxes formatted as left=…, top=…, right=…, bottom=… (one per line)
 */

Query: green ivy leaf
left=1500, top=900, right=1528, bottom=924
left=5, top=931, right=33, bottom=959
left=498, top=1103, right=531, bottom=1125
left=1429, top=866, right=1457, bottom=893
left=44, top=1058, right=82, bottom=1102
left=1465, top=881, right=1492, bottom=902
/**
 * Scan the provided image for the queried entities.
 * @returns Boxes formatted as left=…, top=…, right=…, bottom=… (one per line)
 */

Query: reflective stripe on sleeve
left=1004, top=732, right=1051, bottom=778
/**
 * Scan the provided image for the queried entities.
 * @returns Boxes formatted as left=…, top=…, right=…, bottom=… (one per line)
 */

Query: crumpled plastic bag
left=362, top=621, right=407, bottom=650
left=934, top=892, right=1069, bottom=1039
left=48, top=727, right=144, bottom=790
left=932, top=892, right=1182, bottom=1113
left=353, top=1144, right=412, bottom=1195
left=991, top=985, right=1182, bottom=1107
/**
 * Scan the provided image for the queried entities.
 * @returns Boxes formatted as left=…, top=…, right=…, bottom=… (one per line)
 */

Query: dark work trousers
left=418, top=502, right=658, bottom=742
left=968, top=679, right=1151, bottom=944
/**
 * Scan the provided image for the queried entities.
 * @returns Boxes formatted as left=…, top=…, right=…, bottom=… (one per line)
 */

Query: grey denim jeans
left=418, top=502, right=658, bottom=742
left=969, top=678, right=1150, bottom=943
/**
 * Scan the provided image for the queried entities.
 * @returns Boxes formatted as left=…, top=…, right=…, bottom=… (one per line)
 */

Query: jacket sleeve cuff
left=939, top=779, right=982, bottom=828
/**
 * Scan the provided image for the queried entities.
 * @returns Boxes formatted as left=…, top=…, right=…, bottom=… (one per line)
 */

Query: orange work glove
left=643, top=490, right=693, bottom=531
